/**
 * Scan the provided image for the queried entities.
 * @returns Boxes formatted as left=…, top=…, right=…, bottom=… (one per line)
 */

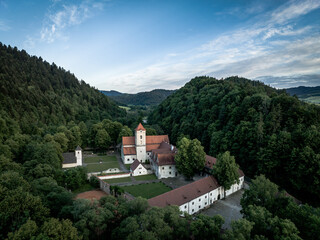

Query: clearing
left=122, top=182, right=171, bottom=199
left=75, top=190, right=107, bottom=201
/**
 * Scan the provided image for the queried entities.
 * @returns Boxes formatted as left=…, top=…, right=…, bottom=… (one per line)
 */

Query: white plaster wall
left=225, top=176, right=244, bottom=197
left=124, top=155, right=137, bottom=164
left=132, top=165, right=148, bottom=176
left=98, top=173, right=131, bottom=180
left=75, top=150, right=82, bottom=166
left=136, top=146, right=146, bottom=162
left=62, top=163, right=78, bottom=168
left=158, top=165, right=176, bottom=179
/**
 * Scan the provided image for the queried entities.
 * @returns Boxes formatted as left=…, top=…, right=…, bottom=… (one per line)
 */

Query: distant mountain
left=286, top=86, right=320, bottom=104
left=100, top=89, right=176, bottom=106
left=100, top=90, right=123, bottom=97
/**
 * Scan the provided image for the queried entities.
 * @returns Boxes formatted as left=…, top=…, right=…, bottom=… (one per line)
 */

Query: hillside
left=100, top=89, right=175, bottom=106
left=0, top=43, right=125, bottom=137
left=149, top=76, right=320, bottom=205
left=286, top=86, right=320, bottom=104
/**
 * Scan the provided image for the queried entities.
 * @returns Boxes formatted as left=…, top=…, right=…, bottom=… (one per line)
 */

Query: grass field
left=84, top=155, right=120, bottom=173
left=84, top=155, right=118, bottom=163
left=125, top=164, right=131, bottom=170
left=122, top=182, right=171, bottom=199
left=104, top=177, right=132, bottom=184
left=134, top=174, right=157, bottom=181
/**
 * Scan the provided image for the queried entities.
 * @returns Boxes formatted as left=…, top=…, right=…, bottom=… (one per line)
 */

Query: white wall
left=123, top=155, right=137, bottom=164
left=62, top=163, right=78, bottom=168
left=158, top=165, right=177, bottom=179
left=98, top=173, right=131, bottom=180
left=136, top=146, right=146, bottom=162
left=225, top=176, right=244, bottom=197
left=75, top=150, right=82, bottom=166
left=132, top=164, right=148, bottom=176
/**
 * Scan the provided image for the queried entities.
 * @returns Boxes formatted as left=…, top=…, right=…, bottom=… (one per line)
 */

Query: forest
left=149, top=76, right=320, bottom=206
left=1, top=43, right=320, bottom=239
left=101, top=89, right=175, bottom=106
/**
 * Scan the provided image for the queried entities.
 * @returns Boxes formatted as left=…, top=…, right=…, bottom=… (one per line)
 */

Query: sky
left=1, top=0, right=320, bottom=93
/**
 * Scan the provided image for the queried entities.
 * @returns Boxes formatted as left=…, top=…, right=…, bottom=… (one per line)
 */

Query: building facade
left=62, top=146, right=83, bottom=168
left=121, top=123, right=169, bottom=164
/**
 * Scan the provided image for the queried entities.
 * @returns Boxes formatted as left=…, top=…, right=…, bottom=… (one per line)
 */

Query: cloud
left=40, top=0, right=105, bottom=43
left=99, top=0, right=320, bottom=92
left=256, top=74, right=320, bottom=88
left=270, top=0, right=320, bottom=24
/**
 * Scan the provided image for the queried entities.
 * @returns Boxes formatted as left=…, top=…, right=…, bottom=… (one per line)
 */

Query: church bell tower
left=135, top=123, right=146, bottom=162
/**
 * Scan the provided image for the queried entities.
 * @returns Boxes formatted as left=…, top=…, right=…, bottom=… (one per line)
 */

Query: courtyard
left=201, top=189, right=244, bottom=229
left=122, top=182, right=171, bottom=199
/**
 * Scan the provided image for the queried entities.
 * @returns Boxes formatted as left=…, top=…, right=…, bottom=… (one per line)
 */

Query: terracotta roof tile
left=123, top=147, right=136, bottom=155
left=122, top=136, right=135, bottom=145
left=148, top=176, right=220, bottom=207
left=146, top=144, right=160, bottom=152
left=135, top=123, right=146, bottom=131
left=146, top=135, right=169, bottom=144
left=157, top=153, right=176, bottom=166
left=205, top=155, right=217, bottom=169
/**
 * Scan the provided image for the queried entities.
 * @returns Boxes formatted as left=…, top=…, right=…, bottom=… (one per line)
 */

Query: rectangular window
left=198, top=206, right=201, bottom=209
left=210, top=193, right=212, bottom=196
left=199, top=199, right=201, bottom=202
left=205, top=202, right=207, bottom=205
left=192, top=209, right=194, bottom=212
left=205, top=196, right=207, bottom=198
left=140, top=135, right=142, bottom=139
left=192, top=202, right=194, bottom=205
left=169, top=166, right=171, bottom=169
left=169, top=172, right=171, bottom=175
left=185, top=205, right=187, bottom=209
left=162, top=167, right=164, bottom=170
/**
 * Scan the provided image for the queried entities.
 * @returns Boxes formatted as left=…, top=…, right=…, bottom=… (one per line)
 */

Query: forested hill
left=286, top=86, right=320, bottom=104
left=149, top=76, right=320, bottom=205
left=0, top=43, right=125, bottom=136
left=100, top=89, right=175, bottom=105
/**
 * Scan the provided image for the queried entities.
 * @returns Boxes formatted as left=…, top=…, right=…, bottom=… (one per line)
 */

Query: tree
left=224, top=219, right=254, bottom=240
left=95, top=129, right=111, bottom=150
left=175, top=137, right=206, bottom=179
left=212, top=151, right=239, bottom=197
left=190, top=214, right=224, bottom=239
left=117, top=125, right=133, bottom=143
left=39, top=218, right=81, bottom=240
left=240, top=175, right=279, bottom=213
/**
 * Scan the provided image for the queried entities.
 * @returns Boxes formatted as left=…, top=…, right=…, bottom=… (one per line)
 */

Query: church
left=121, top=123, right=169, bottom=164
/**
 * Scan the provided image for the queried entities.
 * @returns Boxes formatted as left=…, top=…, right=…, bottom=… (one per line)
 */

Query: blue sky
left=1, top=0, right=320, bottom=92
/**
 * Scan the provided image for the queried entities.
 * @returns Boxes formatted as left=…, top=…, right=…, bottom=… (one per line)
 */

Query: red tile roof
left=204, top=154, right=245, bottom=178
left=122, top=136, right=135, bottom=145
left=146, top=135, right=169, bottom=144
left=130, top=159, right=142, bottom=171
left=148, top=176, right=220, bottom=207
left=157, top=153, right=176, bottom=166
left=123, top=147, right=136, bottom=155
left=146, top=144, right=160, bottom=152
left=205, top=155, right=217, bottom=169
left=135, top=123, right=146, bottom=131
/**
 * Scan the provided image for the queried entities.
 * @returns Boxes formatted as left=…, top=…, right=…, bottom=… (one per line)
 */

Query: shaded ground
left=161, top=174, right=207, bottom=189
left=76, top=190, right=107, bottom=201
left=201, top=189, right=244, bottom=229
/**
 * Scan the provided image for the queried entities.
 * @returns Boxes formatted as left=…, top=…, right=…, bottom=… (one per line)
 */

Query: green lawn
left=84, top=155, right=118, bottom=163
left=72, top=183, right=96, bottom=195
left=84, top=155, right=120, bottom=173
left=125, top=164, right=131, bottom=170
left=104, top=177, right=132, bottom=184
left=122, top=182, right=171, bottom=199
left=134, top=174, right=157, bottom=181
